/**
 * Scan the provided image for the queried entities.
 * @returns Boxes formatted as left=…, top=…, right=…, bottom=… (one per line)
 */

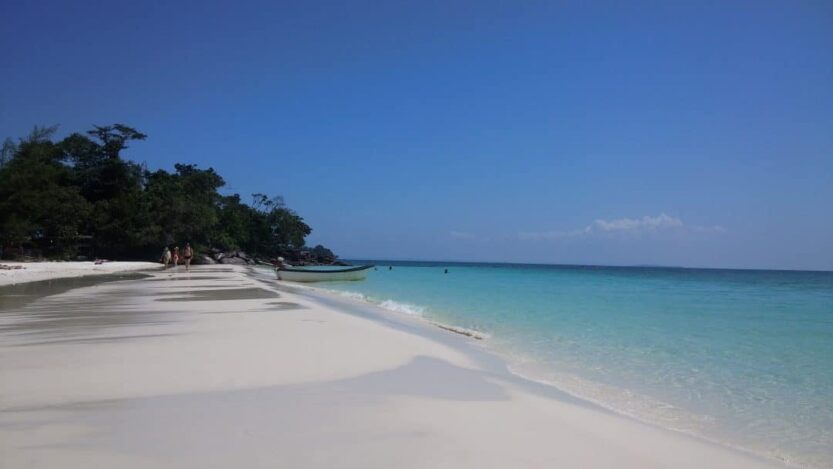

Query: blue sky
left=2, top=1, right=831, bottom=270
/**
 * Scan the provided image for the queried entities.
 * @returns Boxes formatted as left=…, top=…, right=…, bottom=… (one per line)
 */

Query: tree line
left=0, top=124, right=332, bottom=262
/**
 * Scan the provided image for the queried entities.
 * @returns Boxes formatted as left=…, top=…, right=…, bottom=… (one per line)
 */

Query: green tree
left=144, top=164, right=225, bottom=249
left=87, top=124, right=147, bottom=159
left=59, top=130, right=152, bottom=257
left=0, top=136, right=91, bottom=258
left=0, top=123, right=326, bottom=262
left=213, top=194, right=254, bottom=251
left=246, top=193, right=311, bottom=256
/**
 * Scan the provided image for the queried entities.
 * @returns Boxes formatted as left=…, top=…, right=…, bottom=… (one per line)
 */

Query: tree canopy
left=0, top=124, right=318, bottom=261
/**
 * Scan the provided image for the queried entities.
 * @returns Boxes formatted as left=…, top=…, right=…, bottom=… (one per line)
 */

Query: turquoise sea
left=298, top=261, right=833, bottom=467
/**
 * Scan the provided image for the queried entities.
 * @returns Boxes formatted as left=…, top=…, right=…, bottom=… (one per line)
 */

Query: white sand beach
left=0, top=265, right=780, bottom=468
left=0, top=261, right=162, bottom=287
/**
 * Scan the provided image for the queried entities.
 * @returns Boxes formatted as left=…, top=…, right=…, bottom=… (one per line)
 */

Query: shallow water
left=293, top=261, right=833, bottom=467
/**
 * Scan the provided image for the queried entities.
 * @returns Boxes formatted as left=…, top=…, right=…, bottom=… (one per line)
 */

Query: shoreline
left=0, top=261, right=163, bottom=287
left=1, top=265, right=782, bottom=468
left=271, top=277, right=795, bottom=467
left=262, top=267, right=790, bottom=467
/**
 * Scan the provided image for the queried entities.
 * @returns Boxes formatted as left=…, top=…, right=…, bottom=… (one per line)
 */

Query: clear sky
left=2, top=1, right=831, bottom=270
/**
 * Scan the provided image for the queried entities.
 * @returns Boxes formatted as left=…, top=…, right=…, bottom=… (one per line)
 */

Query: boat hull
left=276, top=265, right=373, bottom=282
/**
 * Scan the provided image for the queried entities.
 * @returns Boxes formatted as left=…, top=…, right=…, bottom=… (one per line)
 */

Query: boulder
left=219, top=256, right=247, bottom=265
left=198, top=255, right=216, bottom=265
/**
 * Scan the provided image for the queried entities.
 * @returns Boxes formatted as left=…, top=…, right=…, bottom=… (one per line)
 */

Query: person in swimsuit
left=183, top=243, right=193, bottom=272
left=172, top=246, right=180, bottom=268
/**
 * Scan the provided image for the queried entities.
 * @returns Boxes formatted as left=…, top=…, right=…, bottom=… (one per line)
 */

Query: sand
left=0, top=261, right=162, bottom=287
left=0, top=265, right=780, bottom=468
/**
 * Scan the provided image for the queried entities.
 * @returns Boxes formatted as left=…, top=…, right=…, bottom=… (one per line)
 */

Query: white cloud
left=450, top=230, right=475, bottom=240
left=592, top=213, right=683, bottom=234
left=519, top=214, right=725, bottom=241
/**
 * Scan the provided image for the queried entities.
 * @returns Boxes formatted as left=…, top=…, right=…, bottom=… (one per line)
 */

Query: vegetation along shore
left=0, top=125, right=336, bottom=264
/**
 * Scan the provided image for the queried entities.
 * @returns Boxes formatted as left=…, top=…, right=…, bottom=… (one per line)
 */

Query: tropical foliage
left=0, top=124, right=316, bottom=261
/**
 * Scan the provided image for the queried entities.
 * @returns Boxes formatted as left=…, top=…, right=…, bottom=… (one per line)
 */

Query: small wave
left=378, top=299, right=426, bottom=316
left=302, top=285, right=425, bottom=317
left=362, top=298, right=490, bottom=340
left=333, top=290, right=368, bottom=301
left=301, top=285, right=491, bottom=341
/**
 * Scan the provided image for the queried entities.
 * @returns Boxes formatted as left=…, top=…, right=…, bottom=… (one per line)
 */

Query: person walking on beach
left=161, top=246, right=171, bottom=268
left=172, top=246, right=180, bottom=268
left=183, top=243, right=193, bottom=272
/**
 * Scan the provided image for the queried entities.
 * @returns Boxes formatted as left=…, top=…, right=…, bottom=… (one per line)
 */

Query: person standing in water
left=172, top=246, right=180, bottom=268
left=183, top=243, right=193, bottom=272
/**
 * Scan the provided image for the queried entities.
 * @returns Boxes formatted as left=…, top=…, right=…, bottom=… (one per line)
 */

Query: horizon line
left=338, top=257, right=833, bottom=274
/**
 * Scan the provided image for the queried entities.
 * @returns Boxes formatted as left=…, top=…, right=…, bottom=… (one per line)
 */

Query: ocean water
left=300, top=261, right=833, bottom=467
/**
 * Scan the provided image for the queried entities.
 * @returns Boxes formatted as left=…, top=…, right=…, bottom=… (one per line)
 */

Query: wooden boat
left=276, top=265, right=374, bottom=282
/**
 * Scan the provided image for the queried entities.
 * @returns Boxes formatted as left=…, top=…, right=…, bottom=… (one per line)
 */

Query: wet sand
left=0, top=265, right=780, bottom=468
left=0, top=261, right=162, bottom=287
